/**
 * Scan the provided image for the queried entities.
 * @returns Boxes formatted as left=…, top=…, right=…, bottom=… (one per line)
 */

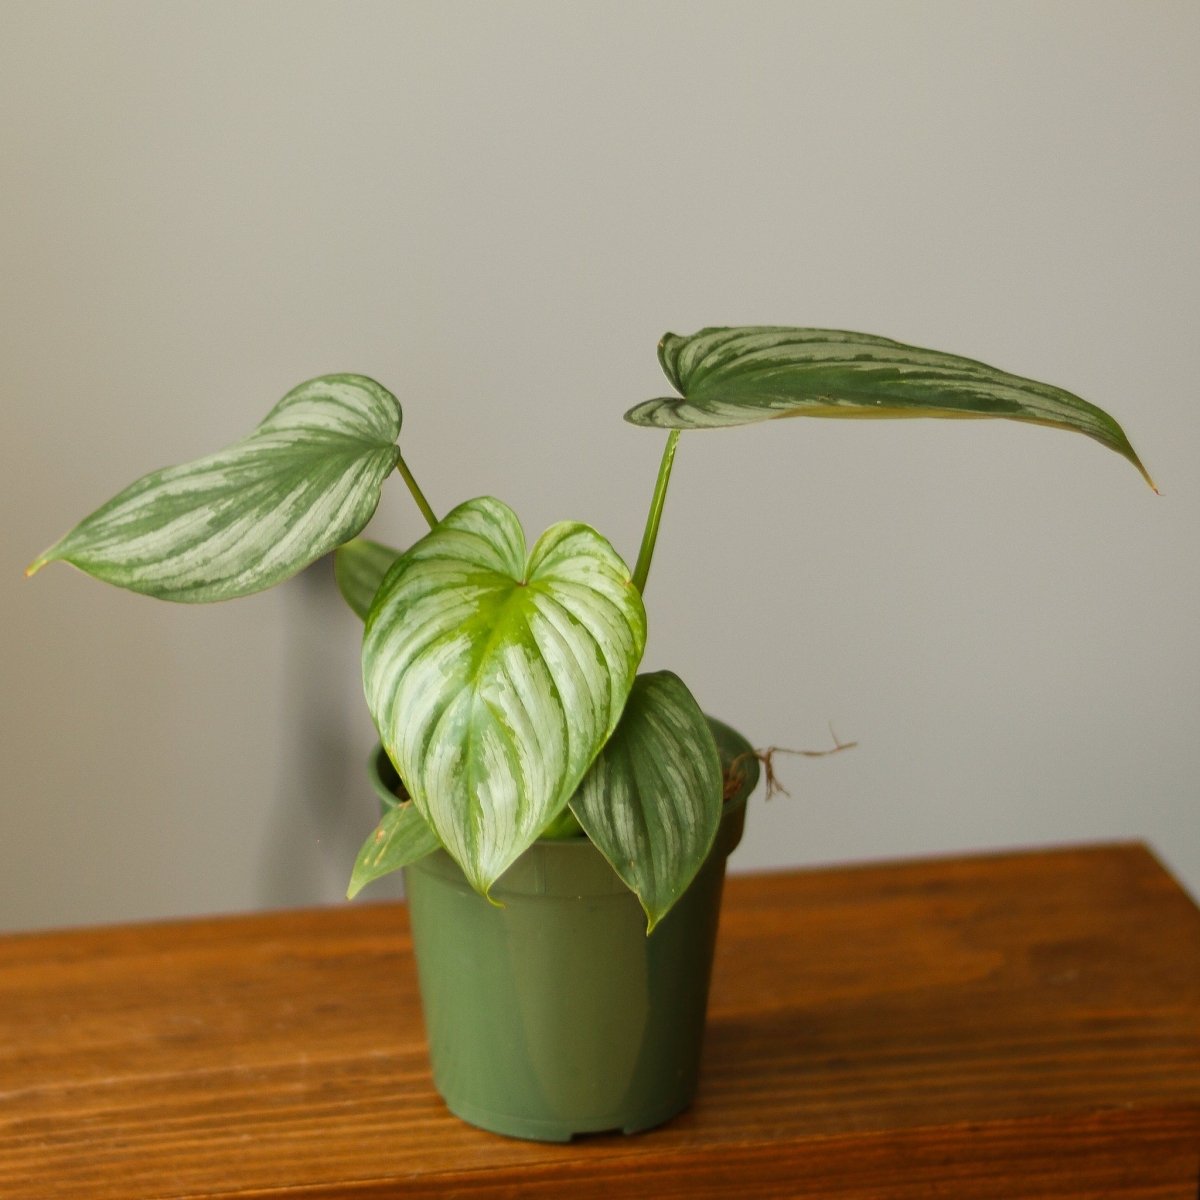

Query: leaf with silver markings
left=626, top=327, right=1154, bottom=488
left=570, top=671, right=723, bottom=932
left=28, top=375, right=403, bottom=601
left=362, top=496, right=647, bottom=896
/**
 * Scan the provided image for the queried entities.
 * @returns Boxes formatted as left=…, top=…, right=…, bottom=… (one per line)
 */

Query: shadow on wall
left=257, top=557, right=405, bottom=909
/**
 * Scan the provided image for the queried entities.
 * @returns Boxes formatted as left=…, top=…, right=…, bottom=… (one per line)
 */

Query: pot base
left=442, top=1092, right=690, bottom=1143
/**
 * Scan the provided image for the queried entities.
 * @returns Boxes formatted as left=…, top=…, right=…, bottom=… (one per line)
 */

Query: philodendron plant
left=28, top=328, right=1153, bottom=931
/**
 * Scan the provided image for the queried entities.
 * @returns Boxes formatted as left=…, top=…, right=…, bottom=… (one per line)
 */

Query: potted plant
left=28, top=326, right=1152, bottom=1141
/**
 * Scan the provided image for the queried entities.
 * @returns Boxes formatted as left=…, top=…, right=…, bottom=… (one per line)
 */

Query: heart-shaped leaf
left=28, top=375, right=403, bottom=601
left=362, top=497, right=647, bottom=895
left=334, top=537, right=401, bottom=620
left=625, top=327, right=1154, bottom=488
left=570, top=671, right=723, bottom=932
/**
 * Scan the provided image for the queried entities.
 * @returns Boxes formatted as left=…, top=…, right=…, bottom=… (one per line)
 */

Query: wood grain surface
left=1, top=842, right=1197, bottom=1198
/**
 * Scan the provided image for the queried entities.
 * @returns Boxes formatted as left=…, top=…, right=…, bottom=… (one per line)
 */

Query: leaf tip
left=25, top=552, right=51, bottom=579
left=1125, top=447, right=1159, bottom=494
left=641, top=890, right=670, bottom=935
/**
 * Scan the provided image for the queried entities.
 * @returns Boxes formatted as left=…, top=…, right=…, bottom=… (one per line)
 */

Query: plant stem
left=631, top=429, right=680, bottom=594
left=395, top=453, right=438, bottom=530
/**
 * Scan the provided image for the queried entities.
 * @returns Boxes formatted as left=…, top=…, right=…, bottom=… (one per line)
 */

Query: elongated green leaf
left=362, top=496, right=647, bottom=895
left=334, top=537, right=401, bottom=620
left=347, top=800, right=441, bottom=898
left=625, top=327, right=1154, bottom=488
left=570, top=671, right=722, bottom=932
left=28, top=375, right=403, bottom=601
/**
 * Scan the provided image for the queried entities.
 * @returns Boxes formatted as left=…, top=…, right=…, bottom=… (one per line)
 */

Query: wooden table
left=1, top=843, right=1197, bottom=1198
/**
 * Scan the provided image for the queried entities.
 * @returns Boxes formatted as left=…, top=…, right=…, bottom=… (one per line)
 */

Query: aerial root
left=727, top=725, right=857, bottom=800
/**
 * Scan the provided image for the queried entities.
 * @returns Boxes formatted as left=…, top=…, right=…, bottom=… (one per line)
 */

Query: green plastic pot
left=371, top=719, right=758, bottom=1142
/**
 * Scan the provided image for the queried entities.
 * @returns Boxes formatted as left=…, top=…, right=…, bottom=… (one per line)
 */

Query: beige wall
left=2, top=1, right=1196, bottom=930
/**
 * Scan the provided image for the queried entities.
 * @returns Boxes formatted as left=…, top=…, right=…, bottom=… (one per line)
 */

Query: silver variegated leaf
left=334, top=537, right=401, bottom=620
left=362, top=496, right=647, bottom=896
left=570, top=671, right=723, bottom=933
left=28, top=375, right=403, bottom=601
left=625, top=327, right=1154, bottom=488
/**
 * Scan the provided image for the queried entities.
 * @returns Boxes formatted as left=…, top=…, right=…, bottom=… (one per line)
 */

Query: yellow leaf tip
left=1130, top=455, right=1159, bottom=494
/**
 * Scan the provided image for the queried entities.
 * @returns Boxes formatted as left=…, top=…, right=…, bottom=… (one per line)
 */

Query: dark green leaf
left=707, top=714, right=760, bottom=807
left=334, top=537, right=401, bottom=620
left=347, top=800, right=440, bottom=899
left=570, top=671, right=723, bottom=932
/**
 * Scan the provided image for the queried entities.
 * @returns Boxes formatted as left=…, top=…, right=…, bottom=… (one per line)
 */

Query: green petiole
left=395, top=452, right=438, bottom=530
left=631, top=429, right=680, bottom=595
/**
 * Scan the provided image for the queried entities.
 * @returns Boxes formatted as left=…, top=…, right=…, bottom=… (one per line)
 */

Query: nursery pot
left=371, top=722, right=756, bottom=1143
